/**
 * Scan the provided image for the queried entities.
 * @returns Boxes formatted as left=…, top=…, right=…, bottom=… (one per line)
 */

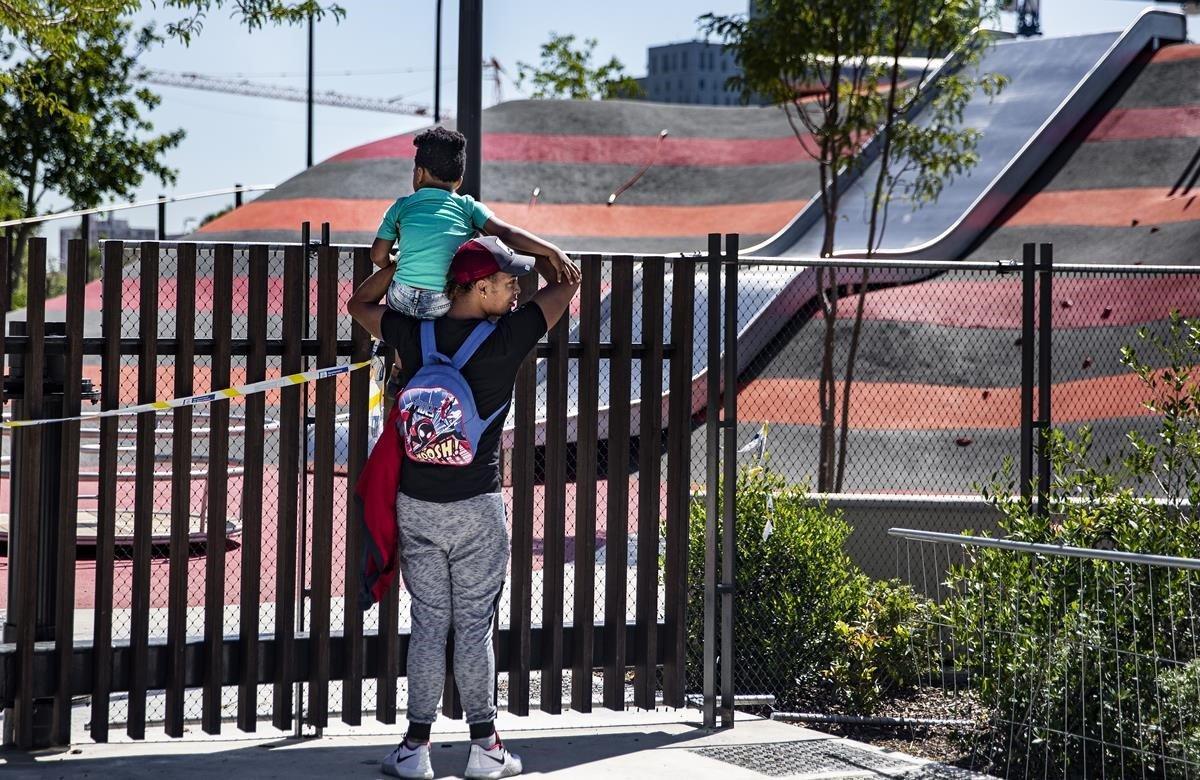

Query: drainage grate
left=690, top=739, right=920, bottom=777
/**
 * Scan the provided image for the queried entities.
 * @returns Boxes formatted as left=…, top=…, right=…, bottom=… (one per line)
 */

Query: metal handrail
left=888, top=527, right=1200, bottom=572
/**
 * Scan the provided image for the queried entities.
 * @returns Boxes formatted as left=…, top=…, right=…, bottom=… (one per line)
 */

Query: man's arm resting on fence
left=347, top=261, right=396, bottom=340
left=530, top=256, right=581, bottom=330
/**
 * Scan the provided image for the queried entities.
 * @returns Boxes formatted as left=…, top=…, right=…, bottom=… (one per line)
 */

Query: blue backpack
left=396, top=320, right=507, bottom=466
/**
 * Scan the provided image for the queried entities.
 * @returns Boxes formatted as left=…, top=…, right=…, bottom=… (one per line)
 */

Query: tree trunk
left=835, top=268, right=870, bottom=491
left=833, top=51, right=904, bottom=492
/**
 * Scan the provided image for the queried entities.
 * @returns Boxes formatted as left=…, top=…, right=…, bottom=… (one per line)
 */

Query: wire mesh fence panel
left=719, top=260, right=1025, bottom=713
left=893, top=533, right=1200, bottom=778
left=1047, top=268, right=1200, bottom=491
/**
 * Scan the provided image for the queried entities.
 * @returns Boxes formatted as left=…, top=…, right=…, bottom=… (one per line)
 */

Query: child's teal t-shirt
left=376, top=188, right=494, bottom=291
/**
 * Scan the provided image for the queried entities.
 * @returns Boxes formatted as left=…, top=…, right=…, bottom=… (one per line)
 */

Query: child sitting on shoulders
left=371, top=126, right=578, bottom=320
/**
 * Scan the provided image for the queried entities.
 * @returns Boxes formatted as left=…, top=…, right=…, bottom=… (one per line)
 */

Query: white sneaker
left=381, top=740, right=434, bottom=779
left=464, top=737, right=523, bottom=779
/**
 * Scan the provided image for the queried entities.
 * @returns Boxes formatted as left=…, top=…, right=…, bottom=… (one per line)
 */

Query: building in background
left=57, top=213, right=154, bottom=269
left=637, top=40, right=765, bottom=106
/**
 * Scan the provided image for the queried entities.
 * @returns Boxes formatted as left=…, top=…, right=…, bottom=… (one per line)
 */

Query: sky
left=35, top=0, right=1187, bottom=243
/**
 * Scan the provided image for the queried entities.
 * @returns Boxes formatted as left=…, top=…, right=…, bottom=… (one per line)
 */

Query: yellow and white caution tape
left=0, top=360, right=374, bottom=429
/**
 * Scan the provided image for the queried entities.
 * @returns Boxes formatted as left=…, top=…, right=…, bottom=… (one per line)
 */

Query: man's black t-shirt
left=380, top=303, right=548, bottom=503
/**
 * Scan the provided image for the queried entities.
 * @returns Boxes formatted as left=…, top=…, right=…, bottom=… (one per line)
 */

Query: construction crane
left=140, top=69, right=442, bottom=117
left=141, top=59, right=513, bottom=119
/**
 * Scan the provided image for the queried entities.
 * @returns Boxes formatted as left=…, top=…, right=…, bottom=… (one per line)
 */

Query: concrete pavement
left=0, top=706, right=988, bottom=779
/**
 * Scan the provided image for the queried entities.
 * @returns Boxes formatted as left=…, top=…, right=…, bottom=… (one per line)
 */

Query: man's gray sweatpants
left=396, top=491, right=509, bottom=726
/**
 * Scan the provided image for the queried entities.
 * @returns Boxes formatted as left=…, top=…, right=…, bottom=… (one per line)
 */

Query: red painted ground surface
left=1004, top=188, right=1200, bottom=228
left=737, top=373, right=1158, bottom=428
left=201, top=198, right=807, bottom=238
left=0, top=473, right=667, bottom=611
left=824, top=277, right=1200, bottom=329
left=328, top=132, right=814, bottom=166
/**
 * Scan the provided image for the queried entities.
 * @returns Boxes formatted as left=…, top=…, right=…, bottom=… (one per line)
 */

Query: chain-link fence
left=717, top=256, right=1200, bottom=721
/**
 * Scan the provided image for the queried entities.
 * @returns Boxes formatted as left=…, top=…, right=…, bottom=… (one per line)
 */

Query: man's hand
left=546, top=249, right=581, bottom=284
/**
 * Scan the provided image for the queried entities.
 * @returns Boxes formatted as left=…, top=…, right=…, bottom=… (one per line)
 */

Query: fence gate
left=0, top=228, right=711, bottom=748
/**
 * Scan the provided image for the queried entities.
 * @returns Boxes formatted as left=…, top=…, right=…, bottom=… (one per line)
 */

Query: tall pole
left=457, top=0, right=483, bottom=199
left=434, top=0, right=443, bottom=123
left=306, top=13, right=315, bottom=168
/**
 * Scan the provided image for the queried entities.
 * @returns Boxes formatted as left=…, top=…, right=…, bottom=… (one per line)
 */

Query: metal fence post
left=1037, top=243, right=1053, bottom=516
left=1020, top=243, right=1035, bottom=502
left=2, top=245, right=83, bottom=748
left=157, top=195, right=166, bottom=240
left=720, top=233, right=738, bottom=728
left=704, top=234, right=720, bottom=730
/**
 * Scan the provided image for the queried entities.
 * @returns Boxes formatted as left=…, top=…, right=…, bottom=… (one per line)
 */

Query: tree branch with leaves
left=517, top=33, right=642, bottom=100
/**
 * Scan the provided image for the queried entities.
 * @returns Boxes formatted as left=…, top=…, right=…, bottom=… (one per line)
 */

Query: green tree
left=517, top=33, right=643, bottom=100
left=0, top=18, right=184, bottom=295
left=702, top=0, right=1005, bottom=491
left=0, top=1, right=343, bottom=121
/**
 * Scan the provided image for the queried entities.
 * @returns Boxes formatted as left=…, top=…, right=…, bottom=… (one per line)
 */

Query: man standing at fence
left=348, top=236, right=579, bottom=779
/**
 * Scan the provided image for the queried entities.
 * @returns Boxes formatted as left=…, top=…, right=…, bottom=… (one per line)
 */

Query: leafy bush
left=945, top=312, right=1200, bottom=777
left=684, top=466, right=931, bottom=711
left=826, top=577, right=938, bottom=712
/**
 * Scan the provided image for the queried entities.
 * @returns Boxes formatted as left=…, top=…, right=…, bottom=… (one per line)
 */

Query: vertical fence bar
left=0, top=234, right=6, bottom=411
left=571, top=254, right=602, bottom=712
left=540, top=310, right=569, bottom=714
left=11, top=238, right=46, bottom=749
left=165, top=243, right=196, bottom=737
left=90, top=240, right=123, bottom=742
left=1020, top=243, right=1035, bottom=502
left=720, top=234, right=738, bottom=727
left=127, top=241, right=158, bottom=740
left=296, top=222, right=312, bottom=733
left=342, top=247, right=372, bottom=726
left=308, top=242, right=337, bottom=729
left=237, top=244, right=269, bottom=731
left=662, top=255, right=695, bottom=708
left=509, top=271, right=539, bottom=716
left=1037, top=243, right=1053, bottom=517
left=51, top=239, right=86, bottom=745
left=202, top=244, right=233, bottom=735
left=703, top=234, right=720, bottom=730
left=634, top=256, right=665, bottom=710
left=273, top=245, right=304, bottom=730
left=603, top=255, right=634, bottom=711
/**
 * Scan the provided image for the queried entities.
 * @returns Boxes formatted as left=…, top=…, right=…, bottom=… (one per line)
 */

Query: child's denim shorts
left=386, top=280, right=451, bottom=319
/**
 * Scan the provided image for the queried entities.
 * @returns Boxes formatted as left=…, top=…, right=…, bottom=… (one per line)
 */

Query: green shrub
left=825, top=577, right=938, bottom=712
left=684, top=466, right=931, bottom=711
left=945, top=311, right=1200, bottom=777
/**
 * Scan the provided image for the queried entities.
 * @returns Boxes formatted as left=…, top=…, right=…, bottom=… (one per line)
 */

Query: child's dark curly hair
left=413, top=126, right=467, bottom=183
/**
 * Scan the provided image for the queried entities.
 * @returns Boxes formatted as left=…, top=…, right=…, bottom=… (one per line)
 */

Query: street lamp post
left=457, top=0, right=483, bottom=198
left=434, top=0, right=443, bottom=123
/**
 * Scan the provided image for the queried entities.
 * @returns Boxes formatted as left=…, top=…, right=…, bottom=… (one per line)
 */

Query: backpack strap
left=419, top=320, right=451, bottom=366
left=482, top=399, right=509, bottom=428
left=450, top=320, right=497, bottom=369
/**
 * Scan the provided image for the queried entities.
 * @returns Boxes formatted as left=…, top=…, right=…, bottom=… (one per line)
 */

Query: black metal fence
left=0, top=229, right=709, bottom=748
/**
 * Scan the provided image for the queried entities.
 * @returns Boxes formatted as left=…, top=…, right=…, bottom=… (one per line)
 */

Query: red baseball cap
left=449, top=236, right=534, bottom=284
